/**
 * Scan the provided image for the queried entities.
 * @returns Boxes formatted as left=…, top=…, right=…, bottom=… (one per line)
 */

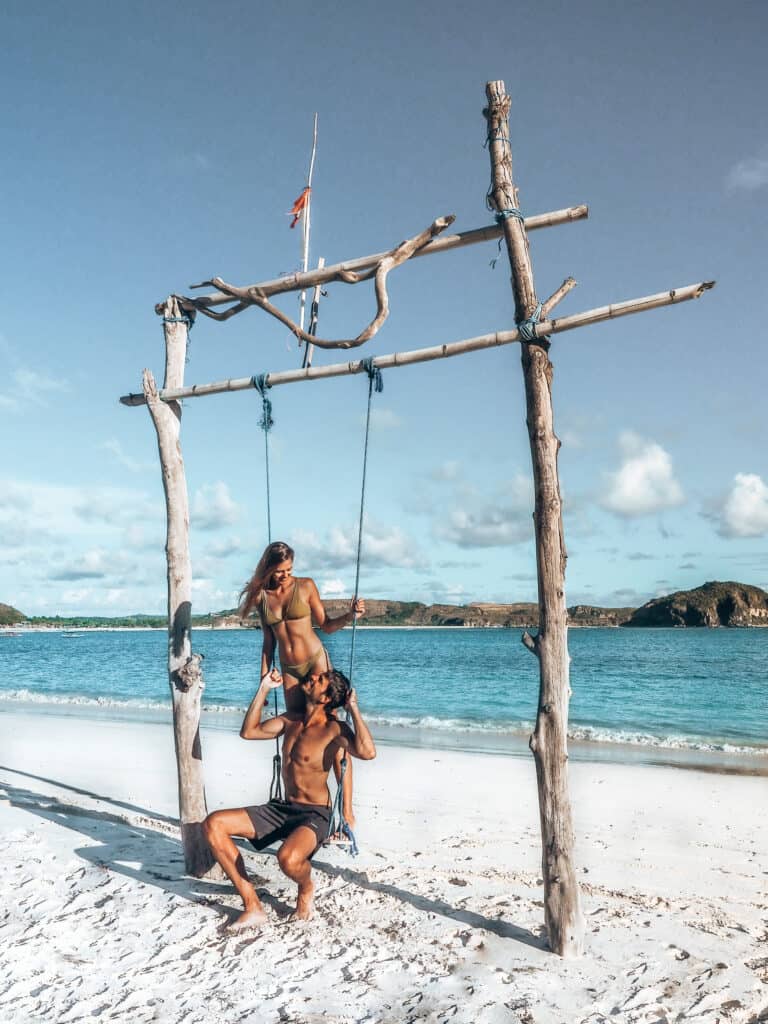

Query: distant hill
left=624, top=581, right=768, bottom=628
left=0, top=603, right=24, bottom=625
left=8, top=583, right=765, bottom=629
left=213, top=599, right=635, bottom=629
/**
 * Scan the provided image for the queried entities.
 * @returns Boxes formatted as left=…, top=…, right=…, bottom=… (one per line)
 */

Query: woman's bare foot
left=228, top=901, right=268, bottom=931
left=291, top=882, right=315, bottom=921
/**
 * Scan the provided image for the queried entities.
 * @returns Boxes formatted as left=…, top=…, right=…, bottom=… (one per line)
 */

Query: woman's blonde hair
left=238, top=541, right=295, bottom=619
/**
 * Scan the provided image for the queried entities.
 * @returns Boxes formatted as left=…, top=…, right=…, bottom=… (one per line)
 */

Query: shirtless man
left=203, top=667, right=376, bottom=928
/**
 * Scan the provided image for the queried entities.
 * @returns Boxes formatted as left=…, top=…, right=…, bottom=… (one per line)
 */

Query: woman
left=239, top=541, right=364, bottom=826
left=239, top=541, right=365, bottom=713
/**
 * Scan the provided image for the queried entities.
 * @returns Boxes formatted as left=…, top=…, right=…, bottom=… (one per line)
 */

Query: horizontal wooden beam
left=157, top=205, right=589, bottom=314
left=122, top=280, right=714, bottom=407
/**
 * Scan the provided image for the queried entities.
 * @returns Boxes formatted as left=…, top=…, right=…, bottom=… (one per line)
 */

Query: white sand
left=0, top=709, right=766, bottom=1023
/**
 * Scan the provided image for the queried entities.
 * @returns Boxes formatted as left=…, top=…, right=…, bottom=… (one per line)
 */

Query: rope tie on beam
left=484, top=128, right=510, bottom=147
left=163, top=312, right=195, bottom=362
left=251, top=373, right=274, bottom=542
left=251, top=374, right=274, bottom=432
left=494, top=208, right=524, bottom=224
left=516, top=302, right=543, bottom=342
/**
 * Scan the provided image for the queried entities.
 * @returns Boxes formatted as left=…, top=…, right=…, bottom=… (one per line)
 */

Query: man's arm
left=307, top=579, right=365, bottom=635
left=240, top=670, right=287, bottom=740
left=338, top=689, right=376, bottom=760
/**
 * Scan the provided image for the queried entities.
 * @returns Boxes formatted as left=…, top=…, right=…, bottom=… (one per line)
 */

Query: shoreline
left=2, top=700, right=766, bottom=777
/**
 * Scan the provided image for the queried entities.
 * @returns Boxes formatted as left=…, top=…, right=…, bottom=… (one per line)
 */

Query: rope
left=326, top=755, right=359, bottom=856
left=162, top=315, right=194, bottom=329
left=269, top=747, right=284, bottom=802
left=494, top=208, right=524, bottom=224
left=251, top=374, right=274, bottom=543
left=163, top=313, right=195, bottom=363
left=516, top=302, right=543, bottom=342
left=348, top=358, right=382, bottom=682
left=251, top=373, right=282, bottom=789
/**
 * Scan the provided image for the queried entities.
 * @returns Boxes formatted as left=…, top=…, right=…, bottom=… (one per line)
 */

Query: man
left=203, top=667, right=376, bottom=928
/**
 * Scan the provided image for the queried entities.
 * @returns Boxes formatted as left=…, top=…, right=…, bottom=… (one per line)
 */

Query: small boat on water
left=61, top=631, right=85, bottom=639
left=0, top=631, right=22, bottom=638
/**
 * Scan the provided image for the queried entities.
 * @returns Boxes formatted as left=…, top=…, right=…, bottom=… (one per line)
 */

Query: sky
left=1, top=0, right=766, bottom=617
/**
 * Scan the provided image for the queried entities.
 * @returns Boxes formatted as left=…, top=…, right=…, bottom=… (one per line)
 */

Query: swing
left=252, top=357, right=383, bottom=856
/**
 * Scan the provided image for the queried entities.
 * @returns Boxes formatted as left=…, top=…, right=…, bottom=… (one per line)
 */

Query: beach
left=1, top=709, right=766, bottom=1023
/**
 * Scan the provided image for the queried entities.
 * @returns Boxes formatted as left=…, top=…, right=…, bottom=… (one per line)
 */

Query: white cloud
left=101, top=439, right=152, bottom=473
left=726, top=150, right=768, bottom=192
left=320, top=578, right=347, bottom=597
left=192, top=482, right=240, bottom=530
left=292, top=520, right=427, bottom=570
left=430, top=460, right=461, bottom=482
left=368, top=407, right=402, bottom=430
left=601, top=432, right=684, bottom=517
left=206, top=536, right=243, bottom=558
left=0, top=368, right=70, bottom=411
left=436, top=474, right=533, bottom=548
left=716, top=473, right=768, bottom=538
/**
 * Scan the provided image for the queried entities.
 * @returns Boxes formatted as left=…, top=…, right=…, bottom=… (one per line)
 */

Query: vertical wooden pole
left=484, top=80, right=585, bottom=957
left=143, top=296, right=214, bottom=877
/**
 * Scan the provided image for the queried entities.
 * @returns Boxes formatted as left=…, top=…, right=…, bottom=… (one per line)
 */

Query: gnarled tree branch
left=189, top=215, right=456, bottom=349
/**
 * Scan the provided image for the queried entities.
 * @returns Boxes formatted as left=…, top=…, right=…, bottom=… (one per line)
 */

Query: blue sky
left=1, top=0, right=766, bottom=617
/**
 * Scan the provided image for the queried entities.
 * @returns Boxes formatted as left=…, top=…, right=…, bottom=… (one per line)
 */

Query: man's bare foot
left=228, top=903, right=268, bottom=931
left=291, top=883, right=315, bottom=921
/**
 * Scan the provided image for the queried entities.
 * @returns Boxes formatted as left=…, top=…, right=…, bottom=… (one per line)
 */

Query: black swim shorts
left=244, top=799, right=331, bottom=856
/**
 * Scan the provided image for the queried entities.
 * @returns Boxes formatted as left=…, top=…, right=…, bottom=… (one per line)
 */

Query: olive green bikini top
left=260, top=579, right=311, bottom=627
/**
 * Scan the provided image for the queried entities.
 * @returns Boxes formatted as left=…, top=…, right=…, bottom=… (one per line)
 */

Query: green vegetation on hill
left=0, top=603, right=24, bottom=625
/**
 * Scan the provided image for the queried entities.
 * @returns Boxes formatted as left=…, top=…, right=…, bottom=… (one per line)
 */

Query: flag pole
left=297, top=113, right=319, bottom=343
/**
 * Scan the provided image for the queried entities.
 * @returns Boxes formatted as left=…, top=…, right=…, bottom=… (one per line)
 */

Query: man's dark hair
left=324, top=669, right=350, bottom=711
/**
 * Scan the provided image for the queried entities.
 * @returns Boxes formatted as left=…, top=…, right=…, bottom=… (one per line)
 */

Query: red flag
left=289, top=186, right=311, bottom=229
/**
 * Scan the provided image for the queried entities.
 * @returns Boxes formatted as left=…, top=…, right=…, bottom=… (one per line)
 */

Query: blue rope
left=251, top=374, right=273, bottom=544
left=162, top=315, right=194, bottom=329
left=326, top=756, right=359, bottom=856
left=348, top=358, right=382, bottom=683
left=516, top=302, right=543, bottom=342
left=163, top=313, right=194, bottom=363
left=495, top=208, right=524, bottom=224
left=251, top=372, right=281, bottom=785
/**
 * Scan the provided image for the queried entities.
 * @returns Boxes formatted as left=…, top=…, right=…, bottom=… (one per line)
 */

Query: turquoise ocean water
left=0, top=627, right=766, bottom=768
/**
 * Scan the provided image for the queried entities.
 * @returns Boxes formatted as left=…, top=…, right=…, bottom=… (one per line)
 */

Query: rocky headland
left=624, top=581, right=768, bottom=628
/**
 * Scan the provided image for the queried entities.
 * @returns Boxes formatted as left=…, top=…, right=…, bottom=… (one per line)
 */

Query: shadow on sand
left=0, top=766, right=544, bottom=949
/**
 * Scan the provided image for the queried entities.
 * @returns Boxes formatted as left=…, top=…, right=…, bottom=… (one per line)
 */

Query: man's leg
left=333, top=745, right=355, bottom=829
left=276, top=826, right=320, bottom=920
left=203, top=808, right=267, bottom=929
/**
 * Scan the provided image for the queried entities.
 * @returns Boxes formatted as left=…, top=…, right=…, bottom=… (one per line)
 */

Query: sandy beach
left=0, top=709, right=766, bottom=1023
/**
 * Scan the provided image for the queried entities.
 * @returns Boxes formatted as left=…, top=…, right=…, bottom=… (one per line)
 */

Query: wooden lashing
left=485, top=79, right=586, bottom=957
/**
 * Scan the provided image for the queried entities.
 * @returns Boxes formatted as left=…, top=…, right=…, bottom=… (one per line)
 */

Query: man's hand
left=260, top=668, right=283, bottom=691
left=349, top=597, right=365, bottom=619
left=344, top=688, right=359, bottom=714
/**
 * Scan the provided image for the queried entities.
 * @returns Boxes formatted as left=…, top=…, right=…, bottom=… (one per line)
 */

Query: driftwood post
left=143, top=296, right=214, bottom=877
left=485, top=80, right=585, bottom=956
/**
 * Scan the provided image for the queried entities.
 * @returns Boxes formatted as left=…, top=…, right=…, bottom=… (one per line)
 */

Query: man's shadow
left=0, top=767, right=544, bottom=948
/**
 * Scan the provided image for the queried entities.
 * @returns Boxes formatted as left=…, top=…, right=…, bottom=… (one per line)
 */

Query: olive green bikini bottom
left=282, top=645, right=331, bottom=681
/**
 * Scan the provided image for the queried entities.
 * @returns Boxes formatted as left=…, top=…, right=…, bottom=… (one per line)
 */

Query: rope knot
left=516, top=302, right=543, bottom=343
left=361, top=357, right=383, bottom=394
left=251, top=373, right=274, bottom=432
left=162, top=313, right=195, bottom=330
left=494, top=208, right=524, bottom=224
